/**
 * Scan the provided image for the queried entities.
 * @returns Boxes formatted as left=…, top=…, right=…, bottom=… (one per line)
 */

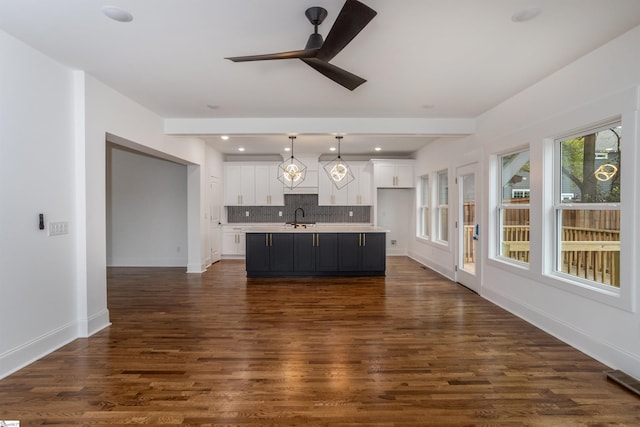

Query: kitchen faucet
left=294, top=207, right=305, bottom=228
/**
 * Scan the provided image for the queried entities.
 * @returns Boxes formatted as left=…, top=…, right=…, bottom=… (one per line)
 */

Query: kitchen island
left=244, top=225, right=387, bottom=277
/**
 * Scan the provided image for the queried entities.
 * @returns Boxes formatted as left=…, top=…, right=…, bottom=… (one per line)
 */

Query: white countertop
left=244, top=224, right=389, bottom=233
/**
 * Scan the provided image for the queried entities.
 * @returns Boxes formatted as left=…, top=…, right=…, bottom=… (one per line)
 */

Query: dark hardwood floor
left=1, top=257, right=638, bottom=426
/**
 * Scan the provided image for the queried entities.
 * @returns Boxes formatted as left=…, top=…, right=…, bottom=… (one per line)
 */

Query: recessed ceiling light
left=238, top=147, right=245, bottom=152
left=512, top=6, right=542, bottom=23
left=220, top=135, right=229, bottom=140
left=329, top=147, right=337, bottom=152
left=101, top=5, right=133, bottom=23
left=374, top=147, right=382, bottom=151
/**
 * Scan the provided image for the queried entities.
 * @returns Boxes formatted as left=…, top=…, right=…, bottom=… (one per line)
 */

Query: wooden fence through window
left=463, top=201, right=620, bottom=287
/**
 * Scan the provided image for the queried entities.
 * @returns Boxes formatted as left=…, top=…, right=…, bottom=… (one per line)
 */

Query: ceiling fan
left=225, top=0, right=377, bottom=91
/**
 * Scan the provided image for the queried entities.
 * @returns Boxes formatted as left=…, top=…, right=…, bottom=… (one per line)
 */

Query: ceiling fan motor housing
left=305, top=7, right=327, bottom=49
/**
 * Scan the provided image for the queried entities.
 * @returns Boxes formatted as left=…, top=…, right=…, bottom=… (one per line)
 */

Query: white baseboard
left=483, top=287, right=640, bottom=380
left=407, top=252, right=455, bottom=280
left=0, top=321, right=78, bottom=380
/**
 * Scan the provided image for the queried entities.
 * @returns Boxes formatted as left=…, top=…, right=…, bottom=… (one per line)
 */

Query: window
left=555, top=123, right=621, bottom=288
left=436, top=170, right=448, bottom=243
left=498, top=149, right=530, bottom=264
left=418, top=175, right=430, bottom=238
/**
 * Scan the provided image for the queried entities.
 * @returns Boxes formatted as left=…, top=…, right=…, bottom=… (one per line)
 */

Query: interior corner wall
left=412, top=25, right=640, bottom=380
left=81, top=73, right=210, bottom=325
left=0, top=30, right=79, bottom=378
left=409, top=136, right=477, bottom=279
left=0, top=27, right=218, bottom=378
left=107, top=146, right=188, bottom=267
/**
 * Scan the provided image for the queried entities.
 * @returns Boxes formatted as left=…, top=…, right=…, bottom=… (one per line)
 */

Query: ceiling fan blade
left=301, top=58, right=366, bottom=91
left=317, top=0, right=377, bottom=62
left=226, top=49, right=318, bottom=62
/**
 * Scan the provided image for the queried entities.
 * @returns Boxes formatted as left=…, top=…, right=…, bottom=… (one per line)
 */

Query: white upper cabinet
left=318, top=161, right=371, bottom=206
left=372, top=159, right=415, bottom=188
left=254, top=163, right=284, bottom=206
left=347, top=161, right=372, bottom=205
left=318, top=168, right=348, bottom=205
left=224, top=162, right=285, bottom=206
left=224, top=163, right=255, bottom=205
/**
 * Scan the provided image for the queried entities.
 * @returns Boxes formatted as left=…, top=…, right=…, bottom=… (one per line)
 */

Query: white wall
left=377, top=189, right=413, bottom=255
left=0, top=29, right=220, bottom=378
left=0, top=30, right=79, bottom=375
left=107, top=146, right=188, bottom=267
left=410, top=25, right=640, bottom=379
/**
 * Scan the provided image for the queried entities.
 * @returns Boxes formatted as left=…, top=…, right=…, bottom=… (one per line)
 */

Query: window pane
left=421, top=175, right=429, bottom=205
left=438, top=206, right=448, bottom=241
left=558, top=209, right=620, bottom=287
left=500, top=208, right=530, bottom=262
left=438, top=171, right=448, bottom=204
left=437, top=171, right=448, bottom=242
left=501, top=151, right=530, bottom=203
left=420, top=207, right=430, bottom=237
left=559, top=126, right=621, bottom=203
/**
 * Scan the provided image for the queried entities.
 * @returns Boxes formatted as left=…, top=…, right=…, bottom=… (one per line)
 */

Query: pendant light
left=278, top=136, right=307, bottom=189
left=323, top=136, right=354, bottom=189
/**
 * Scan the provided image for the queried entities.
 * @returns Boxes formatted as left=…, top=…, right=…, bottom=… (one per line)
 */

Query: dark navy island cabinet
left=246, top=231, right=385, bottom=277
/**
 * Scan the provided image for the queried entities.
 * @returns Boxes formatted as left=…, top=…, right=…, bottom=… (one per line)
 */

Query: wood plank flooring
left=1, top=257, right=638, bottom=425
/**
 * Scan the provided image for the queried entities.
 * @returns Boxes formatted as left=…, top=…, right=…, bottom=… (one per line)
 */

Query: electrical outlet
left=48, top=221, right=69, bottom=236
left=245, top=211, right=249, bottom=217
left=391, top=239, right=397, bottom=245
left=349, top=211, right=353, bottom=217
left=279, top=211, right=282, bottom=217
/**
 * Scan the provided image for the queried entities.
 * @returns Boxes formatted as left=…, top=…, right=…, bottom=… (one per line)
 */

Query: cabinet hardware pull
left=316, top=234, right=319, bottom=247
left=363, top=233, right=366, bottom=246
left=270, top=233, right=273, bottom=246
left=359, top=233, right=362, bottom=246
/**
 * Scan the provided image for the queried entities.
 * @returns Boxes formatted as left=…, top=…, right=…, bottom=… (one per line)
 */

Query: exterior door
left=456, top=163, right=480, bottom=293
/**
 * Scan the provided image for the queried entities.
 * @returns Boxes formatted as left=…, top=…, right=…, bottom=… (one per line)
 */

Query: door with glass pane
left=456, top=163, right=480, bottom=292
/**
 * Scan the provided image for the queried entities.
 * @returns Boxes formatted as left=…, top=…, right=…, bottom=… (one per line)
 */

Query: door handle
left=473, top=224, right=479, bottom=241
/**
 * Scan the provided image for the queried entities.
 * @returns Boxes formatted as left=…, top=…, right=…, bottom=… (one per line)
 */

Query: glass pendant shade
left=323, top=136, right=354, bottom=189
left=278, top=136, right=307, bottom=189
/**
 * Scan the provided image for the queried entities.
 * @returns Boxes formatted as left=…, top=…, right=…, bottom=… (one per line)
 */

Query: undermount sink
left=284, top=222, right=316, bottom=229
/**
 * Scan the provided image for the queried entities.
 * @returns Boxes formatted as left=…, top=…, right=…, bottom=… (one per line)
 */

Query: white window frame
left=540, top=106, right=636, bottom=313
left=496, top=147, right=531, bottom=268
left=417, top=174, right=430, bottom=239
left=435, top=169, right=449, bottom=244
left=552, top=121, right=621, bottom=291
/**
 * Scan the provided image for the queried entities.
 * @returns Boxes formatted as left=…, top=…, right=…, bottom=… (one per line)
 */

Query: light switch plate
left=48, top=221, right=68, bottom=236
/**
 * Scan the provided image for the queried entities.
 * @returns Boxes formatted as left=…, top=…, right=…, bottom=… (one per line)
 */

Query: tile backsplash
left=227, top=194, right=371, bottom=224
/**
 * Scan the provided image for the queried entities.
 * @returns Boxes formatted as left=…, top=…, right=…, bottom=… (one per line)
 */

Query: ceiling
left=2, top=0, right=640, bottom=156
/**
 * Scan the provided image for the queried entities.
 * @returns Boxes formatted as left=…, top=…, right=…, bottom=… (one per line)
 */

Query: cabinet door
left=374, top=164, right=396, bottom=188
left=224, top=164, right=256, bottom=205
left=293, top=233, right=315, bottom=271
left=246, top=233, right=270, bottom=271
left=224, top=165, right=243, bottom=205
left=361, top=233, right=386, bottom=272
left=315, top=233, right=338, bottom=272
left=254, top=164, right=284, bottom=206
left=338, top=233, right=361, bottom=271
left=270, top=233, right=293, bottom=272
left=395, top=164, right=414, bottom=188
left=222, top=232, right=239, bottom=255
left=254, top=165, right=271, bottom=205
left=268, top=164, right=284, bottom=205
left=348, top=162, right=372, bottom=205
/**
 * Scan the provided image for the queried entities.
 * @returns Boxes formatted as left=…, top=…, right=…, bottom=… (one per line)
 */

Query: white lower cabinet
left=222, top=226, right=246, bottom=257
